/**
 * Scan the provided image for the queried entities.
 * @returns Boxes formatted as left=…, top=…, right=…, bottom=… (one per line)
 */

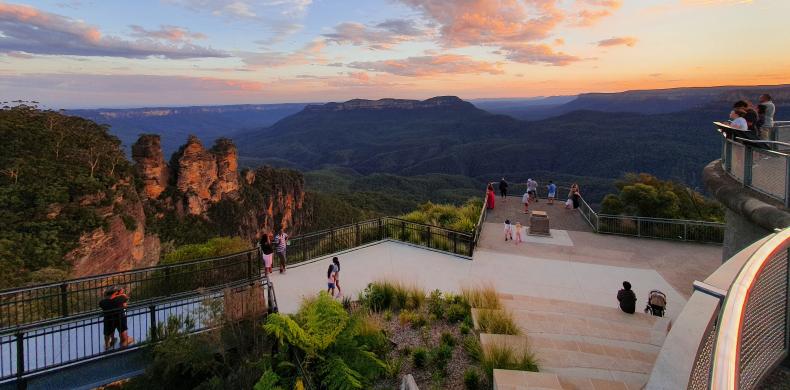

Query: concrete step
left=493, top=370, right=563, bottom=390
left=492, top=368, right=641, bottom=390
left=499, top=293, right=665, bottom=329
left=480, top=334, right=656, bottom=376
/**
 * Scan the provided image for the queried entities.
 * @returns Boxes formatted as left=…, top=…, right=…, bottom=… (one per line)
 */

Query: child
left=547, top=181, right=557, bottom=205
left=521, top=191, right=530, bottom=213
left=514, top=222, right=523, bottom=244
left=327, top=263, right=337, bottom=296
left=503, top=219, right=513, bottom=241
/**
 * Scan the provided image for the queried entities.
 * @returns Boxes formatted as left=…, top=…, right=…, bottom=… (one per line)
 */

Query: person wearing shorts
left=327, top=263, right=337, bottom=296
left=547, top=181, right=557, bottom=205
left=99, top=286, right=133, bottom=350
left=331, top=257, right=341, bottom=298
left=275, top=228, right=289, bottom=274
left=260, top=233, right=274, bottom=274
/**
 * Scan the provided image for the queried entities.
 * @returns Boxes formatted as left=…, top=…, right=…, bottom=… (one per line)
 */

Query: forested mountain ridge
left=68, top=103, right=308, bottom=156
left=235, top=96, right=730, bottom=190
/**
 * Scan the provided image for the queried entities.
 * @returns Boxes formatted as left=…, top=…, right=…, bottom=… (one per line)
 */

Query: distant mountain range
left=66, top=84, right=789, bottom=197
left=67, top=103, right=308, bottom=156
left=478, top=84, right=790, bottom=120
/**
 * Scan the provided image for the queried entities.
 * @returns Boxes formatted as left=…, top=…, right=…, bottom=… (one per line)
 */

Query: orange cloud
left=129, top=25, right=207, bottom=42
left=347, top=54, right=503, bottom=77
left=498, top=43, right=581, bottom=66
left=596, top=36, right=637, bottom=47
left=241, top=39, right=325, bottom=68
left=569, top=0, right=622, bottom=27
left=398, top=0, right=564, bottom=47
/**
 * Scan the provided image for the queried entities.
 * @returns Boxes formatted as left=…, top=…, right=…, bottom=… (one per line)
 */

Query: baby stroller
left=644, top=290, right=667, bottom=317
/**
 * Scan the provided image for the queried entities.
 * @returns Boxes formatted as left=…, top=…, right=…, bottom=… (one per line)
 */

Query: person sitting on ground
left=99, top=286, right=134, bottom=350
left=617, top=281, right=637, bottom=314
left=547, top=181, right=557, bottom=205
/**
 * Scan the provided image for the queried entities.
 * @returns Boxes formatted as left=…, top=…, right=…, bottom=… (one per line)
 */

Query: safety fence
left=650, top=227, right=790, bottom=389
left=0, top=277, right=274, bottom=386
left=285, top=217, right=475, bottom=267
left=485, top=182, right=725, bottom=244
left=0, top=250, right=263, bottom=330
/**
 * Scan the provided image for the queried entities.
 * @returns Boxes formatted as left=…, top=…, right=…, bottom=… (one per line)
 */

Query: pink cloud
left=398, top=0, right=564, bottom=47
left=596, top=36, right=637, bottom=47
left=498, top=43, right=581, bottom=66
left=129, top=25, right=207, bottom=42
left=569, top=0, right=622, bottom=27
left=348, top=54, right=503, bottom=77
left=241, top=40, right=325, bottom=68
left=323, top=19, right=430, bottom=50
left=0, top=3, right=227, bottom=59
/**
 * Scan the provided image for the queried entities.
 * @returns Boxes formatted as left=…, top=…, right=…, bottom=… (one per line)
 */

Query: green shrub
left=400, top=199, right=482, bottom=233
left=459, top=323, right=470, bottom=335
left=462, top=335, right=482, bottom=362
left=428, top=289, right=445, bottom=318
left=463, top=368, right=481, bottom=390
left=430, top=343, right=453, bottom=372
left=412, top=348, right=428, bottom=368
left=440, top=332, right=456, bottom=347
left=461, top=284, right=501, bottom=309
left=162, top=236, right=251, bottom=264
left=361, top=280, right=424, bottom=312
left=382, top=309, right=393, bottom=321
left=356, top=316, right=390, bottom=356
left=481, top=342, right=538, bottom=380
left=446, top=303, right=468, bottom=323
left=476, top=309, right=520, bottom=335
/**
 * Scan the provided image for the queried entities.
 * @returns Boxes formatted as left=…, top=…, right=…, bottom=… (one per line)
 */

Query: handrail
left=710, top=228, right=790, bottom=389
left=481, top=180, right=724, bottom=243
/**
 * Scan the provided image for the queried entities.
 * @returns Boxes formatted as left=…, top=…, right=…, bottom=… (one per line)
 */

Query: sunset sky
left=1, top=0, right=788, bottom=108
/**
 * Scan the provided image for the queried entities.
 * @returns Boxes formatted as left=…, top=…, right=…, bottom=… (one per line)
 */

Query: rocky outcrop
left=66, top=182, right=159, bottom=278
left=173, top=136, right=239, bottom=215
left=132, top=134, right=169, bottom=199
left=243, top=166, right=306, bottom=238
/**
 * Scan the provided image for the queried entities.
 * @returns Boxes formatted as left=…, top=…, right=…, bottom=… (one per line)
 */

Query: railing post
left=355, top=223, right=361, bottom=247
left=331, top=229, right=336, bottom=253
left=59, top=283, right=69, bottom=317
left=16, top=331, right=25, bottom=390
left=744, top=145, right=753, bottom=186
left=149, top=304, right=158, bottom=342
left=637, top=219, right=641, bottom=237
left=684, top=222, right=689, bottom=241
left=426, top=225, right=432, bottom=248
left=302, top=239, right=307, bottom=263
left=246, top=252, right=254, bottom=281
left=401, top=221, right=406, bottom=242
left=453, top=232, right=458, bottom=254
left=725, top=140, right=733, bottom=171
left=785, top=157, right=790, bottom=208
left=378, top=218, right=384, bottom=240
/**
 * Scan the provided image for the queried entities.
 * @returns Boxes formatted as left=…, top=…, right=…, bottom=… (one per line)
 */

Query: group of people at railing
left=485, top=178, right=581, bottom=211
left=726, top=93, right=777, bottom=140
left=259, top=227, right=290, bottom=275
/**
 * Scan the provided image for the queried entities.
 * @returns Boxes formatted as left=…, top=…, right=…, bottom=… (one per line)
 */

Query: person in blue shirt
left=547, top=181, right=557, bottom=205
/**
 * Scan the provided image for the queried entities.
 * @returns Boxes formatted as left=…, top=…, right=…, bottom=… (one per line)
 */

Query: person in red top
left=486, top=183, right=496, bottom=209
left=99, top=286, right=134, bottom=350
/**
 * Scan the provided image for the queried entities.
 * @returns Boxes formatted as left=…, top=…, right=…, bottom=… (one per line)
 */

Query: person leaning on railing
left=99, top=286, right=134, bottom=350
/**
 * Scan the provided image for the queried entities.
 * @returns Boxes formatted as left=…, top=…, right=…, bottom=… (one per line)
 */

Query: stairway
left=473, top=294, right=670, bottom=390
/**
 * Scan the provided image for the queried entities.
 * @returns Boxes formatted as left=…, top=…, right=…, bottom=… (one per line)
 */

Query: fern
left=317, top=356, right=364, bottom=390
left=254, top=370, right=284, bottom=390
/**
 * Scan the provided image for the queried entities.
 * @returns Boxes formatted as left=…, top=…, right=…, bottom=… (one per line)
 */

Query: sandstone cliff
left=132, top=134, right=168, bottom=199
left=65, top=181, right=160, bottom=278
left=171, top=135, right=240, bottom=215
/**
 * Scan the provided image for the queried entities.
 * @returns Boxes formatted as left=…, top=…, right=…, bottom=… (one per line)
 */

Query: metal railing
left=0, top=249, right=263, bottom=330
left=707, top=228, right=790, bottom=389
left=285, top=217, right=475, bottom=267
left=719, top=123, right=790, bottom=207
left=484, top=182, right=725, bottom=244
left=0, top=276, right=274, bottom=386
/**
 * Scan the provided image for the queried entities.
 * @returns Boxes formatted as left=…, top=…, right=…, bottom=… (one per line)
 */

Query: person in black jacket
left=99, top=286, right=134, bottom=349
left=617, top=281, right=637, bottom=314
left=498, top=178, right=509, bottom=199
